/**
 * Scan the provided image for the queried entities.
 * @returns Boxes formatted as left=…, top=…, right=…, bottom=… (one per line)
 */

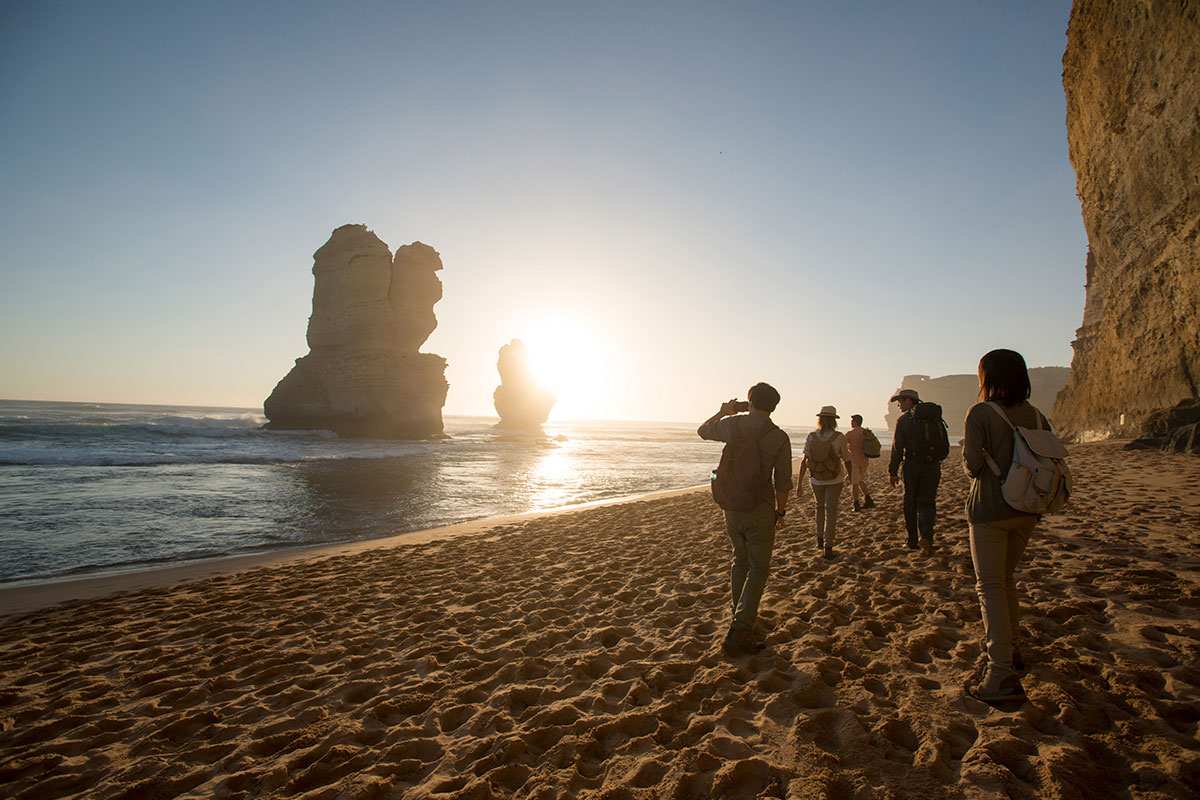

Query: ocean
left=0, top=400, right=891, bottom=587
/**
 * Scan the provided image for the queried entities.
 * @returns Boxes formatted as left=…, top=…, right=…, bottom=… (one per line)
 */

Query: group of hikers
left=699, top=348, right=1069, bottom=704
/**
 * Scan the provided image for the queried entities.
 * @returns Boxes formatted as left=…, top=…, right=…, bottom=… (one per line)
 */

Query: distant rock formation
left=264, top=224, right=448, bottom=438
left=885, top=368, right=1071, bottom=435
left=1053, top=1, right=1200, bottom=442
left=493, top=339, right=556, bottom=429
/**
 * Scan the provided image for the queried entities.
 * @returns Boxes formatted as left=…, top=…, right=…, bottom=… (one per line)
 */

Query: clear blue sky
left=0, top=1, right=1084, bottom=427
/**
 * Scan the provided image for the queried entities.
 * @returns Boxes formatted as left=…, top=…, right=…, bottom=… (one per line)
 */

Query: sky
left=0, top=1, right=1086, bottom=428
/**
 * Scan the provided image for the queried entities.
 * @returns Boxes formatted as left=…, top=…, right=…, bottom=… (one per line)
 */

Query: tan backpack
left=808, top=431, right=843, bottom=481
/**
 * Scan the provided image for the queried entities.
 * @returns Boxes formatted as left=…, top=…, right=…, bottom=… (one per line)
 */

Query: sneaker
left=968, top=667, right=1026, bottom=703
left=920, top=539, right=934, bottom=556
left=862, top=495, right=876, bottom=509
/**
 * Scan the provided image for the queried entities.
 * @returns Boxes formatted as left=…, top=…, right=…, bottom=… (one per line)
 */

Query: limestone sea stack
left=493, top=339, right=556, bottom=429
left=1053, top=0, right=1200, bottom=441
left=264, top=225, right=448, bottom=438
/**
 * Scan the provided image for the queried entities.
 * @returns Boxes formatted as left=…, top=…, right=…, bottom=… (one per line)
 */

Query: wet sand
left=1, top=441, right=1197, bottom=799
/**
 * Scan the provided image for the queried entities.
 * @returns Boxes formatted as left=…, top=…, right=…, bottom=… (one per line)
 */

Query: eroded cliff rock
left=264, top=224, right=448, bottom=438
left=885, top=368, right=1071, bottom=435
left=1127, top=399, right=1200, bottom=453
left=1053, top=0, right=1200, bottom=440
left=493, top=339, right=556, bottom=429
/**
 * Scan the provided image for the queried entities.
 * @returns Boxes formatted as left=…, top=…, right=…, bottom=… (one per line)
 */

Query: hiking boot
left=722, top=628, right=766, bottom=656
left=968, top=666, right=1026, bottom=703
left=862, top=495, right=875, bottom=509
left=920, top=539, right=934, bottom=556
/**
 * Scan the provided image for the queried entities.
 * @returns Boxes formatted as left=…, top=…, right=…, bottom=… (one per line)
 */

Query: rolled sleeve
left=698, top=417, right=733, bottom=442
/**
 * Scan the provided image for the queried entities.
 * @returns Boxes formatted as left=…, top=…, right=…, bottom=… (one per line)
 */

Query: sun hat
left=890, top=389, right=921, bottom=403
left=817, top=405, right=839, bottom=418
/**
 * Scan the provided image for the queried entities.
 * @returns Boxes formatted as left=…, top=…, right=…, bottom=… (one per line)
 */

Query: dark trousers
left=902, top=460, right=941, bottom=546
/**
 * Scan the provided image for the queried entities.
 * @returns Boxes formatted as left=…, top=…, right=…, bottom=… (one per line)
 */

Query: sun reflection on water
left=528, top=439, right=576, bottom=510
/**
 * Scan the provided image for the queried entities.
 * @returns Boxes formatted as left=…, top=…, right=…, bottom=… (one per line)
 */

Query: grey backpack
left=982, top=402, right=1072, bottom=515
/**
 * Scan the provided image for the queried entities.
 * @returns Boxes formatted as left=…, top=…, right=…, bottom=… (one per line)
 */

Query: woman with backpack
left=796, top=406, right=852, bottom=560
left=962, top=348, right=1054, bottom=703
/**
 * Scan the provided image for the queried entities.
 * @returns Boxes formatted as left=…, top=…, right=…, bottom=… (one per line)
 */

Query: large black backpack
left=711, top=423, right=776, bottom=511
left=908, top=402, right=950, bottom=462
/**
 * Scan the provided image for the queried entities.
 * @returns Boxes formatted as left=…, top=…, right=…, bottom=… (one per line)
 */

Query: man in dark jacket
left=888, top=388, right=940, bottom=555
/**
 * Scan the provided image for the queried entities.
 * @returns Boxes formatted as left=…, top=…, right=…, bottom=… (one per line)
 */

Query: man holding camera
left=698, top=382, right=792, bottom=655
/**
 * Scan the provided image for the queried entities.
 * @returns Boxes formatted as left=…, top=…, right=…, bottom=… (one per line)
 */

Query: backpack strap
left=738, top=419, right=777, bottom=448
left=756, top=420, right=778, bottom=441
left=982, top=402, right=1012, bottom=477
left=981, top=401, right=1049, bottom=475
left=985, top=401, right=1015, bottom=430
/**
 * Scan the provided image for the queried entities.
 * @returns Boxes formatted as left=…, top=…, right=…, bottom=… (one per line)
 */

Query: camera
left=732, top=401, right=750, bottom=412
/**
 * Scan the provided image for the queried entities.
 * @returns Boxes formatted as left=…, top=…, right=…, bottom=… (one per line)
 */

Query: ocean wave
left=141, top=420, right=287, bottom=438
left=0, top=452, right=288, bottom=467
left=145, top=413, right=266, bottom=427
left=0, top=448, right=433, bottom=468
left=0, top=420, right=332, bottom=443
left=1, top=417, right=263, bottom=430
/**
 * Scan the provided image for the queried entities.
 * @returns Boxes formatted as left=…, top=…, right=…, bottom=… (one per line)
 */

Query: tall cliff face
left=264, top=225, right=448, bottom=438
left=1053, top=0, right=1200, bottom=440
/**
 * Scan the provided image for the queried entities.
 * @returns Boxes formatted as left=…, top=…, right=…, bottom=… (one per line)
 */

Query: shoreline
left=0, top=449, right=809, bottom=619
left=0, top=483, right=712, bottom=621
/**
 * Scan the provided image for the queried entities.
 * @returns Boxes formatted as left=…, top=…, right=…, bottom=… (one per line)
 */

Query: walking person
left=796, top=406, right=852, bottom=560
left=888, top=389, right=946, bottom=554
left=963, top=349, right=1054, bottom=702
left=699, top=383, right=792, bottom=655
left=845, top=414, right=876, bottom=511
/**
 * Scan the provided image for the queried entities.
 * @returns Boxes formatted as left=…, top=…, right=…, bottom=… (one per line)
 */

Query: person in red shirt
left=844, top=414, right=876, bottom=512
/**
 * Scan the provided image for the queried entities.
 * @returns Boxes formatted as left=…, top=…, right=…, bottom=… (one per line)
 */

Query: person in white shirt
left=796, top=405, right=853, bottom=559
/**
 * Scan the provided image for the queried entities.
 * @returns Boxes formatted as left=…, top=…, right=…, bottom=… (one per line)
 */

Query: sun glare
left=517, top=316, right=614, bottom=421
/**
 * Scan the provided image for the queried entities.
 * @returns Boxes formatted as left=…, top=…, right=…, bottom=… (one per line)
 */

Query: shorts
left=851, top=461, right=869, bottom=485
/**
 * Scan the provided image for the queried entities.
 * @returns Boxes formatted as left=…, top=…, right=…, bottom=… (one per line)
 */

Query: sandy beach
left=1, top=441, right=1198, bottom=799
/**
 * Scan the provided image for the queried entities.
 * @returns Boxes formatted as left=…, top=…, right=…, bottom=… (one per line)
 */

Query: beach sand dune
left=1, top=442, right=1198, bottom=799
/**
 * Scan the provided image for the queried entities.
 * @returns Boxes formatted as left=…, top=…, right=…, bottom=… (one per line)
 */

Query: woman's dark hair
left=818, top=415, right=837, bottom=431
left=978, top=349, right=1031, bottom=406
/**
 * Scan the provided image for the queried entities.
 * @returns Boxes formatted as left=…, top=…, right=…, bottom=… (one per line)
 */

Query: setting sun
left=517, top=315, right=615, bottom=421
